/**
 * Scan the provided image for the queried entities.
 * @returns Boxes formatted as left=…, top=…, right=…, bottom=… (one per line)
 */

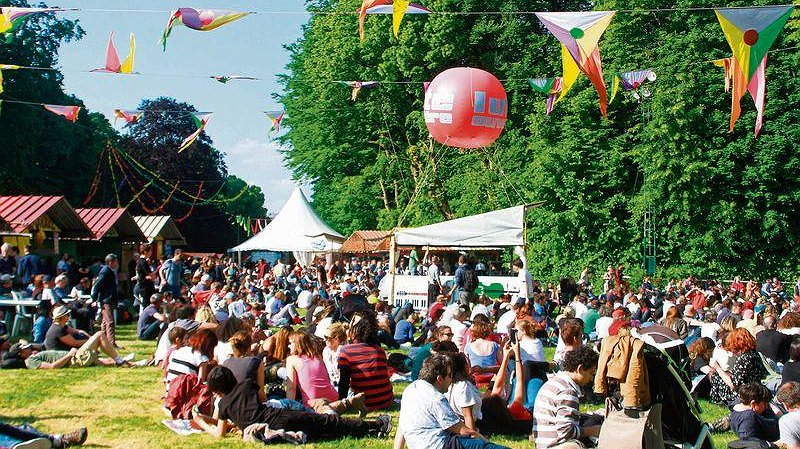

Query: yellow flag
left=557, top=45, right=580, bottom=102
left=120, top=33, right=135, bottom=74
left=393, top=0, right=411, bottom=37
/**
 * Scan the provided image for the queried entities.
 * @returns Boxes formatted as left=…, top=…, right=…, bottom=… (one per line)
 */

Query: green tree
left=280, top=0, right=800, bottom=280
left=0, top=0, right=112, bottom=206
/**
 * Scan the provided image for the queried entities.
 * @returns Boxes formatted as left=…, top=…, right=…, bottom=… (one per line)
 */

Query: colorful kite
left=609, top=69, right=656, bottom=103
left=265, top=111, right=285, bottom=136
left=357, top=0, right=430, bottom=39
left=0, top=64, right=20, bottom=94
left=211, top=75, right=258, bottom=83
left=92, top=32, right=135, bottom=74
left=43, top=104, right=80, bottom=122
left=535, top=11, right=615, bottom=117
left=714, top=6, right=792, bottom=137
left=178, top=112, right=212, bottom=153
left=341, top=81, right=379, bottom=101
left=0, top=7, right=64, bottom=42
left=161, top=8, right=250, bottom=51
left=528, top=77, right=563, bottom=115
left=113, top=109, right=143, bottom=125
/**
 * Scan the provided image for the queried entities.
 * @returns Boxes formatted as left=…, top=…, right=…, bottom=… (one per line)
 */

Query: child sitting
left=729, top=382, right=779, bottom=444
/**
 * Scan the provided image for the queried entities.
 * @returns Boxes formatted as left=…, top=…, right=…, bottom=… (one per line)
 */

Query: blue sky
left=49, top=0, right=311, bottom=213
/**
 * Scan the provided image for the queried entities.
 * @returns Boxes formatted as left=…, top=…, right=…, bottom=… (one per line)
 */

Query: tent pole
left=389, top=233, right=397, bottom=305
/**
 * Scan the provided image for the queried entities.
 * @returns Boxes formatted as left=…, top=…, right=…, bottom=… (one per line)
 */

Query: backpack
left=463, top=268, right=479, bottom=292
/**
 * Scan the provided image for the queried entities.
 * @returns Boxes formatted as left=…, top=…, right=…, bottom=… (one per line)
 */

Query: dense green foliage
left=0, top=0, right=108, bottom=205
left=279, top=0, right=800, bottom=280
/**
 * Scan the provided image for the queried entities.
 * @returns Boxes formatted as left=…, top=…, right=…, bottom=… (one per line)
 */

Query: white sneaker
left=12, top=438, right=52, bottom=449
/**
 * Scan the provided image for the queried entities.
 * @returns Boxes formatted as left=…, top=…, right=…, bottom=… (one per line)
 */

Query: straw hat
left=52, top=305, right=70, bottom=320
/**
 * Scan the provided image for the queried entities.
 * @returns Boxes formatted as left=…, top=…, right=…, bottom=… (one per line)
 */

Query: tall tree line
left=279, top=0, right=800, bottom=280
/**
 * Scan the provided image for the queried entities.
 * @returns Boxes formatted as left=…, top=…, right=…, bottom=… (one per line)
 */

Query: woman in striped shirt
left=338, top=311, right=394, bottom=411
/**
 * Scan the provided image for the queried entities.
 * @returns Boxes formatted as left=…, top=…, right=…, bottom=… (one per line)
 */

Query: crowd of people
left=7, top=246, right=800, bottom=449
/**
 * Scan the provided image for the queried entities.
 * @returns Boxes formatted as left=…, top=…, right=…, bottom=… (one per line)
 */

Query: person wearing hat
left=43, top=305, right=132, bottom=367
left=191, top=273, right=213, bottom=295
left=0, top=273, right=13, bottom=295
left=137, top=294, right=169, bottom=341
left=91, top=254, right=120, bottom=347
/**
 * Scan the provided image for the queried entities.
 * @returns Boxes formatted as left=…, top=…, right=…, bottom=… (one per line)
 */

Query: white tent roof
left=230, top=188, right=344, bottom=252
left=394, top=205, right=525, bottom=247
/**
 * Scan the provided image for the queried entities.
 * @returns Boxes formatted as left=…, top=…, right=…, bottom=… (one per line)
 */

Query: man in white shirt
left=427, top=256, right=442, bottom=310
left=777, top=381, right=800, bottom=449
left=595, top=306, right=614, bottom=341
left=512, top=259, right=533, bottom=303
left=395, top=354, right=504, bottom=449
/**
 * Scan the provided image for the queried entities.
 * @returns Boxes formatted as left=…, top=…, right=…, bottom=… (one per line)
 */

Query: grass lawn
left=1, top=324, right=735, bottom=448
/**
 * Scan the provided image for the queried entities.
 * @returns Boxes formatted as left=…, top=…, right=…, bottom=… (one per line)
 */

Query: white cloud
left=224, top=138, right=307, bottom=214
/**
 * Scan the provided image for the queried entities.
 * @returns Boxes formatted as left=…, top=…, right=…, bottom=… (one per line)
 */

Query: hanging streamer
left=161, top=8, right=250, bottom=51
left=178, top=112, right=213, bottom=153
left=43, top=104, right=80, bottom=122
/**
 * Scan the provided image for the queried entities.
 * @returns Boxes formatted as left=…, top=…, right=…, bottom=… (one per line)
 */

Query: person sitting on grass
left=338, top=310, right=394, bottom=411
left=0, top=422, right=86, bottom=449
left=532, top=346, right=603, bottom=449
left=445, top=340, right=534, bottom=436
left=395, top=353, right=510, bottom=449
left=776, top=381, right=800, bottom=449
left=193, top=365, right=392, bottom=441
left=394, top=313, right=419, bottom=346
left=137, top=293, right=168, bottom=341
left=42, top=306, right=133, bottom=367
left=728, top=382, right=779, bottom=444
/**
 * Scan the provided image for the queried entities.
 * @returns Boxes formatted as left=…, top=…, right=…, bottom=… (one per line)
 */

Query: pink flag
left=748, top=55, right=767, bottom=138
left=43, top=104, right=80, bottom=122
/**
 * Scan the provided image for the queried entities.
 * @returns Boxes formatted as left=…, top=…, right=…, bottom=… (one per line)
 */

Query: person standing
left=512, top=259, right=533, bottom=304
left=159, top=250, right=184, bottom=298
left=17, top=245, right=42, bottom=288
left=409, top=248, right=420, bottom=276
left=134, top=245, right=155, bottom=312
left=427, top=256, right=442, bottom=310
left=92, top=254, right=120, bottom=347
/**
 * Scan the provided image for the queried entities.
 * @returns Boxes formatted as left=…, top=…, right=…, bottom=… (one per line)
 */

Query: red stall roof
left=75, top=208, right=147, bottom=242
left=0, top=196, right=93, bottom=238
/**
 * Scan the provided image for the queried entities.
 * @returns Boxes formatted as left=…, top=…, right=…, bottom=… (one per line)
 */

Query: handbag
left=598, top=398, right=663, bottom=449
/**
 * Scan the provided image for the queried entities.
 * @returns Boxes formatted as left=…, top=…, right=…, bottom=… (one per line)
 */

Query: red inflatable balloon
left=423, top=67, right=507, bottom=149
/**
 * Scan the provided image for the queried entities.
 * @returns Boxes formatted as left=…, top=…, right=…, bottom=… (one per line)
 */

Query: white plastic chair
left=11, top=291, right=34, bottom=338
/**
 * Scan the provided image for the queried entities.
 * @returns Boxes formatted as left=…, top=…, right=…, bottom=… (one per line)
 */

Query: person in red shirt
left=428, top=294, right=447, bottom=324
left=338, top=311, right=394, bottom=411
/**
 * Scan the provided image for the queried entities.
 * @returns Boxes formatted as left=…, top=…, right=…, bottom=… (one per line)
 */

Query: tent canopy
left=133, top=215, right=187, bottom=246
left=340, top=230, right=392, bottom=253
left=230, top=188, right=344, bottom=252
left=394, top=205, right=526, bottom=247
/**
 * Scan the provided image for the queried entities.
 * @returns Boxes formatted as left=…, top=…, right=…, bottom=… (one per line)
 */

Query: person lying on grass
left=42, top=306, right=133, bottom=366
left=193, top=365, right=392, bottom=441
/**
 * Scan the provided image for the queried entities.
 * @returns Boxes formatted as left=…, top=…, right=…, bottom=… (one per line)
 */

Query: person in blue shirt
left=16, top=245, right=42, bottom=287
left=32, top=304, right=53, bottom=344
left=56, top=254, right=70, bottom=275
left=394, top=313, right=419, bottom=346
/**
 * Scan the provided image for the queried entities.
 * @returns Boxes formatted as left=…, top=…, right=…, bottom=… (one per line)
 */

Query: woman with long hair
left=464, top=320, right=501, bottom=373
left=285, top=331, right=339, bottom=406
left=661, top=306, right=688, bottom=340
left=165, top=329, right=218, bottom=392
left=709, top=328, right=768, bottom=404
left=516, top=319, right=545, bottom=363
left=688, top=337, right=715, bottom=397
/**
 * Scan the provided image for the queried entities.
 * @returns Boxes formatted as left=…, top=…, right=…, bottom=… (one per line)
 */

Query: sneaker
left=711, top=416, right=730, bottom=433
left=12, top=438, right=51, bottom=449
left=59, top=427, right=88, bottom=447
left=375, top=414, right=392, bottom=438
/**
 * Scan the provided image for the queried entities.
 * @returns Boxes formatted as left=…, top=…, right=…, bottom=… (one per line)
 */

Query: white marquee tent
left=230, top=188, right=344, bottom=265
left=394, top=205, right=526, bottom=247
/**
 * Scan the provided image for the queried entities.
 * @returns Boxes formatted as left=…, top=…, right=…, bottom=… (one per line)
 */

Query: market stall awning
left=394, top=205, right=527, bottom=247
left=340, top=230, right=392, bottom=253
left=75, top=208, right=147, bottom=243
left=133, top=215, right=187, bottom=246
left=0, top=196, right=93, bottom=238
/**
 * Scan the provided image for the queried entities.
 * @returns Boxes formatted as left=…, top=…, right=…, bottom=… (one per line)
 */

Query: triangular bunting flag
left=535, top=11, right=615, bottom=117
left=43, top=104, right=81, bottom=122
left=358, top=0, right=430, bottom=39
left=714, top=6, right=792, bottom=136
left=528, top=77, right=563, bottom=115
left=178, top=112, right=213, bottom=153
left=265, top=111, right=285, bottom=136
left=341, top=81, right=379, bottom=101
left=0, top=7, right=63, bottom=42
left=161, top=8, right=249, bottom=51
left=113, top=109, right=144, bottom=124
left=93, top=32, right=136, bottom=74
